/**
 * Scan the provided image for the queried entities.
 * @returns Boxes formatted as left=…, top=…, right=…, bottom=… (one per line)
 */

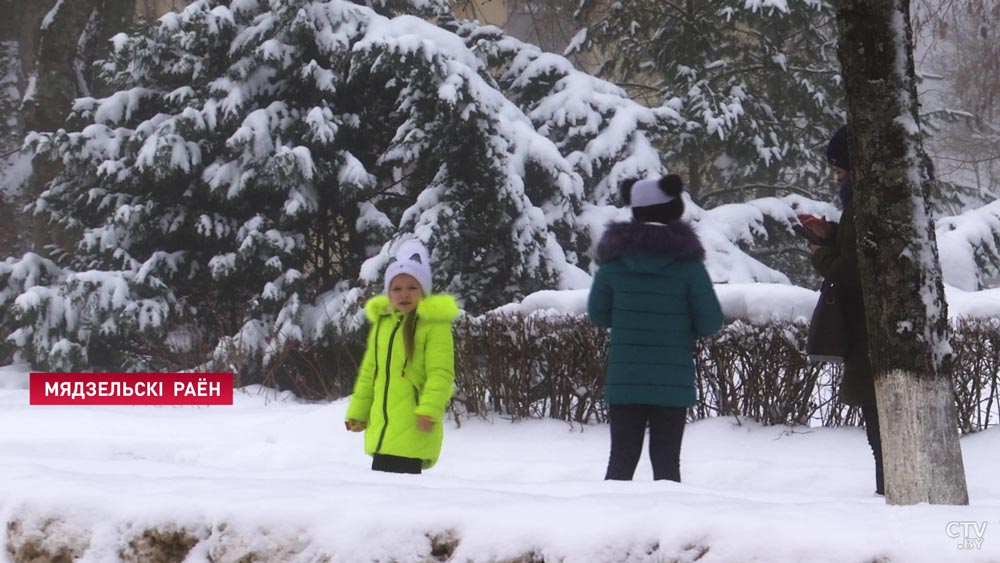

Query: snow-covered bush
left=576, top=0, right=844, bottom=201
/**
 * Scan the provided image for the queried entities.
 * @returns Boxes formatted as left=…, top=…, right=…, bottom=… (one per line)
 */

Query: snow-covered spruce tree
left=439, top=18, right=679, bottom=269
left=936, top=201, right=1000, bottom=292
left=8, top=0, right=584, bottom=373
left=445, top=19, right=677, bottom=206
left=0, top=253, right=65, bottom=364
left=356, top=0, right=449, bottom=18
left=576, top=0, right=845, bottom=203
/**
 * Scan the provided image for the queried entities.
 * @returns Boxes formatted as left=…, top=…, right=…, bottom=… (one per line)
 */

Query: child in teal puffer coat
left=588, top=174, right=723, bottom=482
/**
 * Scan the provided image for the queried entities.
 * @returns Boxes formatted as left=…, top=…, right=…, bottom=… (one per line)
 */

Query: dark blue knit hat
left=826, top=125, right=850, bottom=170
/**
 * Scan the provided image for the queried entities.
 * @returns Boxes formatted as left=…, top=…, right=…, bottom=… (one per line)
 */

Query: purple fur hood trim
left=596, top=220, right=706, bottom=264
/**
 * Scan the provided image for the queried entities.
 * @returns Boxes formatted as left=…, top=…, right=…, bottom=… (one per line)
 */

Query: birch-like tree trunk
left=835, top=0, right=968, bottom=505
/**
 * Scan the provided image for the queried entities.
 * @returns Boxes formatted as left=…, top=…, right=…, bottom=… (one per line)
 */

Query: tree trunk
left=21, top=0, right=99, bottom=133
left=82, top=0, right=137, bottom=98
left=16, top=0, right=139, bottom=254
left=875, top=371, right=968, bottom=504
left=835, top=0, right=968, bottom=505
left=0, top=1, right=51, bottom=257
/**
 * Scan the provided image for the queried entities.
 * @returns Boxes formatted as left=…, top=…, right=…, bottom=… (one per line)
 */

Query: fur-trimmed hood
left=596, top=220, right=705, bottom=265
left=364, top=294, right=460, bottom=324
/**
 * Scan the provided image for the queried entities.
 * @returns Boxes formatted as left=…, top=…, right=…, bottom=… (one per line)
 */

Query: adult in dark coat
left=588, top=174, right=723, bottom=482
left=800, top=125, right=883, bottom=495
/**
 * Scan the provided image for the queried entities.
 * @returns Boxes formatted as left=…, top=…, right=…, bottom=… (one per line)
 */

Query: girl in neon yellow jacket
left=345, top=240, right=458, bottom=473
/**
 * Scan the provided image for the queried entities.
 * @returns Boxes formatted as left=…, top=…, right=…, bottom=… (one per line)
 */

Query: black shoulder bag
left=806, top=279, right=848, bottom=364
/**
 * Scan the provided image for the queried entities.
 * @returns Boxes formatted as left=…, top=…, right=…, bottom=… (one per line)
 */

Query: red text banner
left=29, top=373, right=234, bottom=405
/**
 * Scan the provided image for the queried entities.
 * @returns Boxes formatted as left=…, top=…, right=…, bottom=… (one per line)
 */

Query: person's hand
left=797, top=213, right=834, bottom=240
left=416, top=415, right=434, bottom=432
left=345, top=419, right=366, bottom=432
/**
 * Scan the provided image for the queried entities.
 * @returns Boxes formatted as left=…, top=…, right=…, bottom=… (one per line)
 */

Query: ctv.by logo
left=946, top=521, right=987, bottom=550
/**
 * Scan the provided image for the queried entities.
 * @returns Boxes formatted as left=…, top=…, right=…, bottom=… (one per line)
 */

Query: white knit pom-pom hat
left=383, top=239, right=433, bottom=295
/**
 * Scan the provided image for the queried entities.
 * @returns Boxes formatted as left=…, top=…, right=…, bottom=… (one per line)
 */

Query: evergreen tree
left=577, top=0, right=845, bottom=203
left=936, top=202, right=1000, bottom=291
left=3, top=0, right=585, bottom=372
left=446, top=18, right=674, bottom=206
left=352, top=0, right=448, bottom=18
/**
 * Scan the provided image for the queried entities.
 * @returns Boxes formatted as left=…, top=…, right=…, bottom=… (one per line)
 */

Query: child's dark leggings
left=605, top=404, right=686, bottom=482
left=372, top=453, right=422, bottom=474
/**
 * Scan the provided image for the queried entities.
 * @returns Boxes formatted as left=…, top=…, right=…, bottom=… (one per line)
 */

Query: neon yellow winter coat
left=345, top=294, right=458, bottom=469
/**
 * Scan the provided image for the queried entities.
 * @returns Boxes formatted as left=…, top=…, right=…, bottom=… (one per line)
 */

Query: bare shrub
left=452, top=314, right=608, bottom=424
left=950, top=317, right=1000, bottom=433
left=694, top=321, right=851, bottom=427
left=100, top=306, right=997, bottom=432
left=447, top=314, right=997, bottom=432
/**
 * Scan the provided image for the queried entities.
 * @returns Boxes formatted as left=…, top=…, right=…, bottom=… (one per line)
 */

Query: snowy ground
left=1, top=362, right=998, bottom=563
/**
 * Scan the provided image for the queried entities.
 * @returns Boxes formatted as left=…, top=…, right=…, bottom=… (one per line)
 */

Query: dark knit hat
left=826, top=125, right=850, bottom=170
left=621, top=174, right=685, bottom=224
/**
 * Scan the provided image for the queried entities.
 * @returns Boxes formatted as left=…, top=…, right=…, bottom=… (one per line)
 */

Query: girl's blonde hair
left=403, top=310, right=418, bottom=363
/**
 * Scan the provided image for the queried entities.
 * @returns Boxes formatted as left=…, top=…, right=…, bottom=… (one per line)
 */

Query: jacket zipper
left=374, top=315, right=403, bottom=454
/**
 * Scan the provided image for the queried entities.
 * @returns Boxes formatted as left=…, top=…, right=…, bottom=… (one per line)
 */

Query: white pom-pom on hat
left=384, top=239, right=433, bottom=296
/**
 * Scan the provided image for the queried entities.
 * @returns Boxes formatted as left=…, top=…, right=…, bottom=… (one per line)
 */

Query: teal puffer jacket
left=588, top=220, right=723, bottom=407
